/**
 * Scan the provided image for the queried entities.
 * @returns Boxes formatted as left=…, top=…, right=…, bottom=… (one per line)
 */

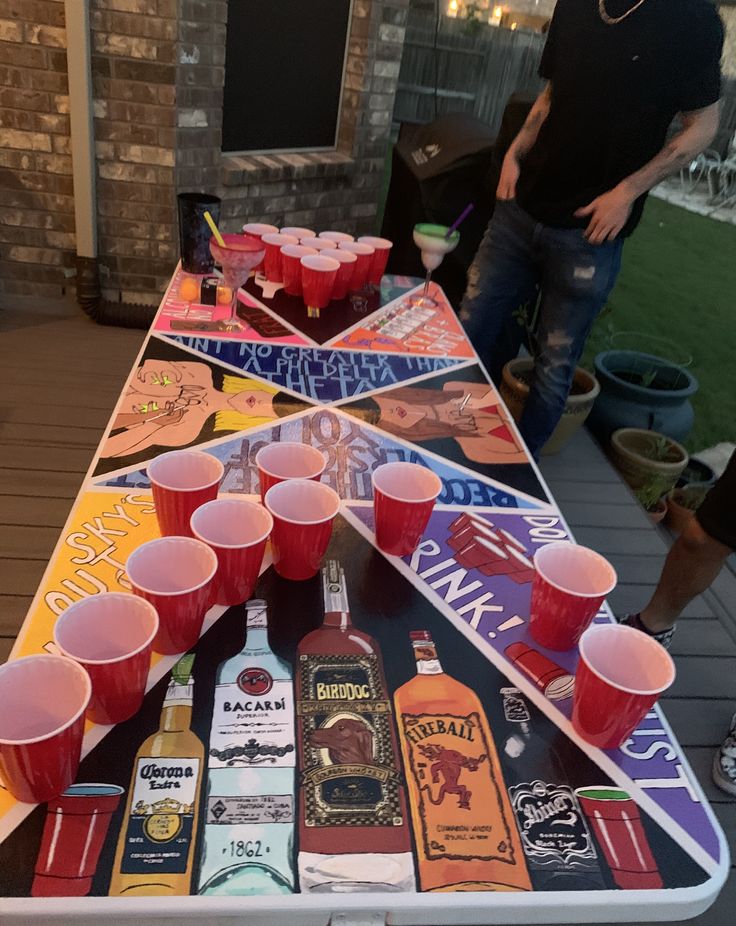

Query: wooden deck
left=0, top=293, right=733, bottom=923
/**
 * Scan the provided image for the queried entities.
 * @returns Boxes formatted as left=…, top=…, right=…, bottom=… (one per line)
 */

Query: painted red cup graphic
left=529, top=542, right=617, bottom=651
left=338, top=240, right=375, bottom=291
left=281, top=226, right=315, bottom=241
left=357, top=236, right=393, bottom=286
left=372, top=461, right=442, bottom=557
left=147, top=449, right=224, bottom=538
left=242, top=222, right=278, bottom=271
left=300, top=236, right=338, bottom=252
left=0, top=655, right=91, bottom=804
left=504, top=642, right=575, bottom=701
left=575, top=787, right=663, bottom=889
left=53, top=593, right=158, bottom=725
left=265, top=479, right=341, bottom=581
left=255, top=440, right=327, bottom=500
left=328, top=248, right=358, bottom=301
left=190, top=498, right=273, bottom=606
left=573, top=624, right=675, bottom=749
left=280, top=244, right=318, bottom=296
left=301, top=254, right=339, bottom=313
left=32, top=783, right=124, bottom=896
left=262, top=232, right=298, bottom=283
left=126, top=536, right=218, bottom=654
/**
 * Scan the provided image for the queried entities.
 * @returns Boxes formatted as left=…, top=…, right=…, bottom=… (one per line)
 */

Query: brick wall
left=1, top=0, right=408, bottom=303
left=0, top=0, right=73, bottom=298
left=194, top=0, right=410, bottom=239
left=91, top=0, right=179, bottom=306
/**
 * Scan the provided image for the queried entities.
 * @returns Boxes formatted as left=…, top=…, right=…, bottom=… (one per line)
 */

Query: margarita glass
left=410, top=222, right=460, bottom=308
left=209, top=233, right=265, bottom=331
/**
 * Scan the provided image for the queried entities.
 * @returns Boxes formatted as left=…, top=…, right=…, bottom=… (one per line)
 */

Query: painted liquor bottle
left=500, top=686, right=607, bottom=890
left=296, top=560, right=415, bottom=893
left=109, top=655, right=204, bottom=896
left=394, top=632, right=531, bottom=893
left=198, top=599, right=295, bottom=895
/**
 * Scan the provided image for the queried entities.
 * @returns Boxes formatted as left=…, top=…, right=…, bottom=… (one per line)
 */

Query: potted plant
left=499, top=304, right=600, bottom=456
left=677, top=458, right=717, bottom=489
left=609, top=428, right=689, bottom=497
left=634, top=474, right=672, bottom=525
left=588, top=349, right=698, bottom=444
left=666, top=482, right=711, bottom=535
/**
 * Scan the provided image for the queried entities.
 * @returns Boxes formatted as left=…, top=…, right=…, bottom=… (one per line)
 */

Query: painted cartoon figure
left=359, top=381, right=527, bottom=465
left=417, top=743, right=488, bottom=810
left=102, top=360, right=293, bottom=458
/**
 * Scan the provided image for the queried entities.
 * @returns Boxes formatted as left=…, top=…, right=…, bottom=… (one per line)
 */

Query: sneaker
left=712, top=713, right=736, bottom=797
left=616, top=613, right=676, bottom=650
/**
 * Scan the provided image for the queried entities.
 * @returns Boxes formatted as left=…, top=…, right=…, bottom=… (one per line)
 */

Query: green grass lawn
left=580, top=196, right=736, bottom=453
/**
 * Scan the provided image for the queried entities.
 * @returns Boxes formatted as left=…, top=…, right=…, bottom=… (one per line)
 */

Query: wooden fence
left=394, top=13, right=736, bottom=158
left=393, top=15, right=545, bottom=135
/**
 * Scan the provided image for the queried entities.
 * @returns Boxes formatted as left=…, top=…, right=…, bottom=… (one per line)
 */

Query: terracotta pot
left=666, top=483, right=711, bottom=536
left=646, top=497, right=668, bottom=525
left=499, top=359, right=600, bottom=456
left=609, top=428, right=688, bottom=496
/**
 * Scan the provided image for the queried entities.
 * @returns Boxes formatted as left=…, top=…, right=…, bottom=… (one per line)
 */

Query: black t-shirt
left=516, top=0, right=724, bottom=236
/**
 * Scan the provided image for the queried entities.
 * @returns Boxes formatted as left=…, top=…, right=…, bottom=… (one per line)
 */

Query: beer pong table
left=0, top=268, right=729, bottom=923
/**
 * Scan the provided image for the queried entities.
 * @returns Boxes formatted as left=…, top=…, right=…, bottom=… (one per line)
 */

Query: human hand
left=496, top=153, right=520, bottom=201
left=575, top=186, right=634, bottom=244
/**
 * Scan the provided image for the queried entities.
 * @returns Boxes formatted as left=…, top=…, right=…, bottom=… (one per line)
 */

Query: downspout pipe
left=64, top=0, right=155, bottom=328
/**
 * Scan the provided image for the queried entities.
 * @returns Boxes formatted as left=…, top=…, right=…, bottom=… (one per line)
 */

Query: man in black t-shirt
left=460, top=0, right=723, bottom=458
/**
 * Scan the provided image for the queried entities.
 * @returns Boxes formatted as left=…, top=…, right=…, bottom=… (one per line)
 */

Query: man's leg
left=459, top=200, right=542, bottom=385
left=519, top=230, right=623, bottom=458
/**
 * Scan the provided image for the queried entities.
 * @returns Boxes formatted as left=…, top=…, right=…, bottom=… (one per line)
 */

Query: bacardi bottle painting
left=198, top=600, right=296, bottom=895
left=296, top=560, right=415, bottom=892
left=109, top=655, right=204, bottom=896
left=394, top=632, right=531, bottom=893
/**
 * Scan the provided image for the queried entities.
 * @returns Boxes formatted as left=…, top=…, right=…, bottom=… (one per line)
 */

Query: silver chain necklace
left=598, top=0, right=649, bottom=25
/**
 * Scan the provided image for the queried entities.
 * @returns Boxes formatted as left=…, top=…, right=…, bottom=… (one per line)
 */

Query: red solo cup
left=573, top=624, right=675, bottom=749
left=358, top=236, right=393, bottom=286
left=371, top=462, right=442, bottom=556
left=126, top=537, right=218, bottom=654
left=281, top=226, right=315, bottom=241
left=255, top=440, right=327, bottom=500
left=301, top=254, right=339, bottom=312
left=52, top=594, right=158, bottom=725
left=32, top=783, right=124, bottom=896
left=329, top=248, right=358, bottom=300
left=147, top=450, right=223, bottom=537
left=528, top=542, right=617, bottom=651
left=0, top=655, right=91, bottom=804
left=265, top=479, right=341, bottom=581
left=281, top=244, right=318, bottom=296
left=190, top=498, right=273, bottom=606
left=262, top=232, right=298, bottom=282
left=243, top=223, right=279, bottom=271
left=319, top=230, right=354, bottom=244
left=300, top=236, right=338, bottom=252
left=339, top=241, right=375, bottom=291
left=575, top=787, right=663, bottom=889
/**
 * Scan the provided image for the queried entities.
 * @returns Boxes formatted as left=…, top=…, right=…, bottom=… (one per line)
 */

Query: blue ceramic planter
left=588, top=350, right=698, bottom=444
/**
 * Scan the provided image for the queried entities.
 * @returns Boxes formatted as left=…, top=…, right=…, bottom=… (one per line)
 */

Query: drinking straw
left=445, top=203, right=474, bottom=238
left=203, top=210, right=226, bottom=247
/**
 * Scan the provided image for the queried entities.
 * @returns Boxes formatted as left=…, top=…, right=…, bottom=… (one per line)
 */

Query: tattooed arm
left=496, top=83, right=552, bottom=201
left=576, top=102, right=720, bottom=244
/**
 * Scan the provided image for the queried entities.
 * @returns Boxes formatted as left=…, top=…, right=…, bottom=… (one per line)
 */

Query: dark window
left=222, top=0, right=353, bottom=154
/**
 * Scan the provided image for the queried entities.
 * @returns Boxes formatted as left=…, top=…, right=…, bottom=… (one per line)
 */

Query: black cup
left=177, top=192, right=221, bottom=273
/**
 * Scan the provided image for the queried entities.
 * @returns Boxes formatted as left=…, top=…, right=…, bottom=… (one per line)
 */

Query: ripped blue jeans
left=460, top=199, right=623, bottom=458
